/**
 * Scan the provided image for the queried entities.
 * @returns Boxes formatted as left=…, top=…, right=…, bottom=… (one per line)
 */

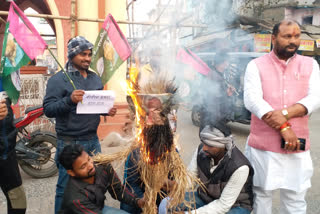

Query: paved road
left=1, top=109, right=319, bottom=213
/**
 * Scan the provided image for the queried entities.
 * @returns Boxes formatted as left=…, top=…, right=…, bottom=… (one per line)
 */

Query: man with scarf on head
left=43, top=36, right=117, bottom=214
left=244, top=20, right=320, bottom=213
left=159, top=122, right=253, bottom=214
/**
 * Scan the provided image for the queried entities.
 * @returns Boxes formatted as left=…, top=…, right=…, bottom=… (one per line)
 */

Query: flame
left=127, top=66, right=173, bottom=164
left=126, top=66, right=149, bottom=162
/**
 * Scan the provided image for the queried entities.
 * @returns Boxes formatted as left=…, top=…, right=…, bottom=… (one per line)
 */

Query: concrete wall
left=77, top=0, right=99, bottom=44
left=236, top=0, right=320, bottom=23
left=105, top=0, right=128, bottom=103
left=264, top=0, right=316, bottom=6
left=286, top=8, right=320, bottom=25
left=262, top=7, right=286, bottom=21
left=49, top=0, right=70, bottom=64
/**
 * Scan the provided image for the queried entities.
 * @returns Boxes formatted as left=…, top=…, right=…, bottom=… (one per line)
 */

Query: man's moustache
left=203, top=150, right=213, bottom=157
left=286, top=45, right=298, bottom=49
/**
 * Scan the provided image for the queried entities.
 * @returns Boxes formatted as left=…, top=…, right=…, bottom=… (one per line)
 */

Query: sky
left=132, top=0, right=173, bottom=21
left=24, top=1, right=170, bottom=33
left=24, top=8, right=54, bottom=38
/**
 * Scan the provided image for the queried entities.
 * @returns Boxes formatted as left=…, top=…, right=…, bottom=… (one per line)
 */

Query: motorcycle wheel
left=19, top=132, right=58, bottom=178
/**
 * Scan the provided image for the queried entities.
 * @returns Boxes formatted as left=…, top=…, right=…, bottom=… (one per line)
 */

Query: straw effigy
left=94, top=67, right=203, bottom=213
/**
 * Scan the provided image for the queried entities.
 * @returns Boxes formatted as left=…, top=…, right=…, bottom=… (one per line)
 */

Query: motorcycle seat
left=14, top=117, right=24, bottom=125
left=25, top=105, right=43, bottom=114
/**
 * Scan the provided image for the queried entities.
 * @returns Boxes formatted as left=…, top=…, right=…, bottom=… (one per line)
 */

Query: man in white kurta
left=244, top=20, right=320, bottom=214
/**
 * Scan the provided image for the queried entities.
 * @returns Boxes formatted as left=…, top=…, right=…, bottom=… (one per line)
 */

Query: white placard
left=0, top=91, right=8, bottom=100
left=76, top=90, right=115, bottom=114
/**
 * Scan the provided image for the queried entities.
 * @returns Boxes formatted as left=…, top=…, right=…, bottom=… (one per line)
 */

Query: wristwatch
left=282, top=109, right=289, bottom=120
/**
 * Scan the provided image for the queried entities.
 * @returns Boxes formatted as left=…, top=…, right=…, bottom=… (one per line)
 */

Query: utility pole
left=126, top=0, right=136, bottom=66
left=132, top=1, right=135, bottom=38
left=157, top=0, right=161, bottom=35
left=170, top=0, right=179, bottom=69
left=70, top=0, right=76, bottom=37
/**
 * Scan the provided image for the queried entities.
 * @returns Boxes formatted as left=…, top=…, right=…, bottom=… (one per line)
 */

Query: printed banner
left=254, top=34, right=271, bottom=52
left=316, top=39, right=320, bottom=48
left=299, top=40, right=314, bottom=51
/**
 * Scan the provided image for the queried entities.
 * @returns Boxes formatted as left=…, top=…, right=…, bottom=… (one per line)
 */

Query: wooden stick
left=0, top=11, right=207, bottom=28
left=0, top=16, right=6, bottom=24
left=47, top=46, right=76, bottom=90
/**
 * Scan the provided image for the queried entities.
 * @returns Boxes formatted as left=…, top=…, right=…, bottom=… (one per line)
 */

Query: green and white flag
left=0, top=1, right=46, bottom=103
left=90, top=14, right=131, bottom=85
left=0, top=22, right=30, bottom=103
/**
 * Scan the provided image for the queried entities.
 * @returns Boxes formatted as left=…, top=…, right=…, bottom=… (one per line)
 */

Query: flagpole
left=47, top=46, right=77, bottom=90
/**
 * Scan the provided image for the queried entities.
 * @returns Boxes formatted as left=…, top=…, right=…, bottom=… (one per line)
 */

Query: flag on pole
left=176, top=47, right=211, bottom=76
left=0, top=1, right=47, bottom=103
left=175, top=47, right=211, bottom=103
left=90, top=14, right=131, bottom=85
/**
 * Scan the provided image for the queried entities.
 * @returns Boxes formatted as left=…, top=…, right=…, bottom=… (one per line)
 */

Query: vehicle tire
left=191, top=105, right=201, bottom=127
left=19, top=132, right=58, bottom=178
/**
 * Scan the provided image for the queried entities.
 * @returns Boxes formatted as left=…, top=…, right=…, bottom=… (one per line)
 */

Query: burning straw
left=94, top=66, right=203, bottom=214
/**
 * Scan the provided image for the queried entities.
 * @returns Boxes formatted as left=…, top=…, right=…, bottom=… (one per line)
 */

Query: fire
left=127, top=66, right=175, bottom=165
left=126, top=66, right=149, bottom=162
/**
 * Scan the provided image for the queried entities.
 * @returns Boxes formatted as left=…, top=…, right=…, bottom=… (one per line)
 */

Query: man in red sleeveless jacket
left=244, top=20, right=320, bottom=214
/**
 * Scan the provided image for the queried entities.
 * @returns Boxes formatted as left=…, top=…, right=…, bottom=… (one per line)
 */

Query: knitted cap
left=67, top=36, right=93, bottom=60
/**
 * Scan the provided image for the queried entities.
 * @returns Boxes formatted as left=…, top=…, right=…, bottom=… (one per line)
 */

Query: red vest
left=248, top=51, right=313, bottom=153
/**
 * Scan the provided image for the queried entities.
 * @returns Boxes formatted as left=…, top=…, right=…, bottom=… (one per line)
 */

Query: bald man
left=244, top=20, right=320, bottom=213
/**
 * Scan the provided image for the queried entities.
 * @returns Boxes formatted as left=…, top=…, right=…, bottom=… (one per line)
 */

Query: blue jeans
left=159, top=192, right=251, bottom=214
left=174, top=191, right=206, bottom=211
left=121, top=201, right=142, bottom=214
left=102, top=205, right=129, bottom=214
left=120, top=152, right=143, bottom=214
left=54, top=136, right=101, bottom=214
left=227, top=206, right=251, bottom=214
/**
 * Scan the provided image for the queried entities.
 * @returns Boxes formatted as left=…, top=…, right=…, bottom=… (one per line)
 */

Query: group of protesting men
left=1, top=19, right=320, bottom=214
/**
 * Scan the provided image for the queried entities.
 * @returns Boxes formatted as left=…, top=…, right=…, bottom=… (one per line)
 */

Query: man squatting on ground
left=43, top=36, right=117, bottom=214
left=58, top=144, right=144, bottom=214
left=244, top=19, right=320, bottom=214
left=0, top=87, right=27, bottom=214
left=159, top=123, right=254, bottom=214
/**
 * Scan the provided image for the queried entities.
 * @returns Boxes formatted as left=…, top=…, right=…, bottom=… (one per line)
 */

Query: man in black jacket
left=43, top=36, right=117, bottom=213
left=58, top=144, right=144, bottom=214
left=0, top=91, right=26, bottom=214
left=159, top=122, right=253, bottom=214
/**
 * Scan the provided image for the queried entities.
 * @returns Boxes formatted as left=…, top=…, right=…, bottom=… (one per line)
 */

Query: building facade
left=0, top=0, right=127, bottom=102
left=236, top=0, right=320, bottom=25
left=0, top=0, right=130, bottom=139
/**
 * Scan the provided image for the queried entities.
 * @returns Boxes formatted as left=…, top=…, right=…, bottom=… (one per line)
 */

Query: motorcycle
left=14, top=105, right=58, bottom=178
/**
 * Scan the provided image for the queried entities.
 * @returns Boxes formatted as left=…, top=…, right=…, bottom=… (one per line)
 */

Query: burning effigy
left=94, top=66, right=202, bottom=213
